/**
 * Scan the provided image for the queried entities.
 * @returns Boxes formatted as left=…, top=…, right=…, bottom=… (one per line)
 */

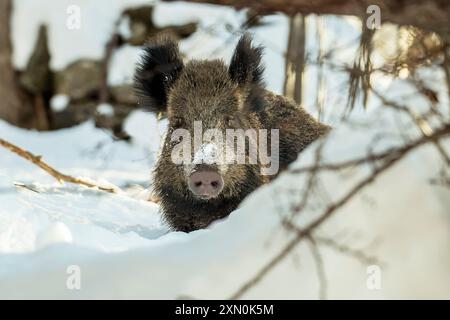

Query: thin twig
left=306, top=235, right=327, bottom=300
left=291, top=125, right=450, bottom=175
left=0, top=138, right=117, bottom=193
left=289, top=140, right=324, bottom=216
left=372, top=89, right=450, bottom=166
left=315, top=235, right=382, bottom=266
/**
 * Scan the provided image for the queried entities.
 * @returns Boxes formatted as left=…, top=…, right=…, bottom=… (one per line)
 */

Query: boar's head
left=135, top=34, right=272, bottom=231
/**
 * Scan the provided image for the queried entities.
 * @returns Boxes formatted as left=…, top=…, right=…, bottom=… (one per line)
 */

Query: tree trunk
left=0, top=0, right=34, bottom=128
left=171, top=0, right=450, bottom=37
left=283, top=13, right=305, bottom=105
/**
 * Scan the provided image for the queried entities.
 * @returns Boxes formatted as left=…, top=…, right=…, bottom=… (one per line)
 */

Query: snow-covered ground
left=0, top=1, right=449, bottom=299
left=2, top=106, right=449, bottom=299
left=0, top=112, right=169, bottom=255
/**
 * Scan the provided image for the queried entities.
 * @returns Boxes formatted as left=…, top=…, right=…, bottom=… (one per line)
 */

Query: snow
left=35, top=222, right=73, bottom=250
left=1, top=112, right=449, bottom=298
left=50, top=94, right=69, bottom=112
left=96, top=103, right=115, bottom=117
left=107, top=45, right=143, bottom=86
left=0, top=113, right=169, bottom=256
left=193, top=143, right=220, bottom=165
left=1, top=0, right=449, bottom=299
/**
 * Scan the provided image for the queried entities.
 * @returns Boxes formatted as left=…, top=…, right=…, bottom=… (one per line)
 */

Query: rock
left=123, top=5, right=154, bottom=25
left=51, top=100, right=97, bottom=129
left=243, top=9, right=266, bottom=29
left=161, top=23, right=198, bottom=40
left=110, top=84, right=138, bottom=105
left=19, top=24, right=52, bottom=130
left=20, top=24, right=51, bottom=94
left=122, top=5, right=197, bottom=46
left=54, top=59, right=102, bottom=100
left=95, top=104, right=133, bottom=141
left=123, top=6, right=157, bottom=46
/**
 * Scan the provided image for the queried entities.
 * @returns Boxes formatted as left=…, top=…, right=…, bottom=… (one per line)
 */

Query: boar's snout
left=188, top=165, right=224, bottom=199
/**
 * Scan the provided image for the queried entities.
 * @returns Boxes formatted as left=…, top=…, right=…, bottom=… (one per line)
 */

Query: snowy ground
left=2, top=106, right=449, bottom=299
left=0, top=111, right=169, bottom=254
left=0, top=1, right=449, bottom=299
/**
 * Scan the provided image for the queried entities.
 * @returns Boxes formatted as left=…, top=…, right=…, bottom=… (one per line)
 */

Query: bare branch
left=306, top=235, right=327, bottom=300
left=0, top=138, right=117, bottom=193
left=372, top=89, right=450, bottom=166
left=169, top=0, right=450, bottom=36
left=315, top=235, right=382, bottom=266
left=291, top=124, right=450, bottom=175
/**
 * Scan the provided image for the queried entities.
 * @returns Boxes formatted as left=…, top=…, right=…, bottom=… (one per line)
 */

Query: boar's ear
left=134, top=35, right=183, bottom=113
left=229, top=34, right=264, bottom=87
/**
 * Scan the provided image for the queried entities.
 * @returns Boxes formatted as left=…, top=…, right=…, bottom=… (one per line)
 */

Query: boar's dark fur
left=135, top=34, right=330, bottom=232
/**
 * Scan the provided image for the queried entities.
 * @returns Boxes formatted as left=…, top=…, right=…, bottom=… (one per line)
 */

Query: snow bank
left=1, top=105, right=449, bottom=298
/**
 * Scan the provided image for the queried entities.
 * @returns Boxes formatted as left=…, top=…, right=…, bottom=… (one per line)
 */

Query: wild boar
left=135, top=34, right=330, bottom=232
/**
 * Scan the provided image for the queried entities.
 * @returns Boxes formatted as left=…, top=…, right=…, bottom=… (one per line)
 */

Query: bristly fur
left=134, top=35, right=183, bottom=113
left=244, top=85, right=267, bottom=113
left=228, top=34, right=265, bottom=86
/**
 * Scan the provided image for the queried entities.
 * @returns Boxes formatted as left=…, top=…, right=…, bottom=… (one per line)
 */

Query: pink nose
left=188, top=169, right=224, bottom=199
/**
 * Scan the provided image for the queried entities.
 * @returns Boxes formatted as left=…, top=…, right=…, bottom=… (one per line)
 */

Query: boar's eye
left=171, top=117, right=185, bottom=129
left=225, top=116, right=234, bottom=127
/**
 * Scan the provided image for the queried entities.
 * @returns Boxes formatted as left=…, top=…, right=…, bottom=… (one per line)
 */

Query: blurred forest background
left=2, top=0, right=448, bottom=137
